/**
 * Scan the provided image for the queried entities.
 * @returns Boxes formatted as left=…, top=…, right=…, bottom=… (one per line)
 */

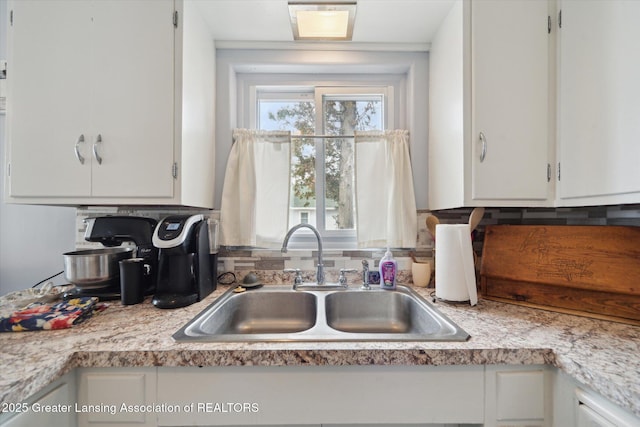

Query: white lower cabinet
left=0, top=371, right=76, bottom=427
left=576, top=405, right=616, bottom=427
left=4, top=365, right=639, bottom=427
left=553, top=370, right=640, bottom=427
left=577, top=388, right=640, bottom=427
left=77, top=367, right=157, bottom=427
left=155, top=365, right=485, bottom=426
left=484, top=365, right=551, bottom=427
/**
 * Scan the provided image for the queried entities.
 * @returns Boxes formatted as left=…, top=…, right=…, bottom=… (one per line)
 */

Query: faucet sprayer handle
left=284, top=269, right=304, bottom=286
left=360, top=260, right=371, bottom=290
left=338, top=269, right=358, bottom=287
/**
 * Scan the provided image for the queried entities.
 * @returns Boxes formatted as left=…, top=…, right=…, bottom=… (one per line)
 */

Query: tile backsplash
left=76, top=204, right=640, bottom=286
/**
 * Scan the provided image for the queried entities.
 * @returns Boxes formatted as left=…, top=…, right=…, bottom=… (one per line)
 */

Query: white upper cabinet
left=470, top=0, right=550, bottom=203
left=429, top=0, right=553, bottom=210
left=556, top=0, right=640, bottom=206
left=7, top=0, right=93, bottom=198
left=5, top=0, right=215, bottom=208
left=89, top=1, right=175, bottom=199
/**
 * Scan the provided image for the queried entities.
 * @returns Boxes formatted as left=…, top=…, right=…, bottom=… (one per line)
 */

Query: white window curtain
left=354, top=130, right=417, bottom=248
left=220, top=129, right=291, bottom=247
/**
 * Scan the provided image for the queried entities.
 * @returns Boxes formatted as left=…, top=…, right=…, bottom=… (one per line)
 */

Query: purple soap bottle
left=379, top=248, right=397, bottom=290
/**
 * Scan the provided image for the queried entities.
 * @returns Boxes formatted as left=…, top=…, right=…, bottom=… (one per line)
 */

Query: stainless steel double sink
left=173, top=285, right=470, bottom=342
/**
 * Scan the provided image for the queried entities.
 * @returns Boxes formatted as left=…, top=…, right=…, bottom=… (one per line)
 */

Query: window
left=216, top=49, right=428, bottom=243
left=254, top=86, right=391, bottom=248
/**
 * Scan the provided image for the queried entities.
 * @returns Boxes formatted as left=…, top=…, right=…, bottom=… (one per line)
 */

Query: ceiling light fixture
left=288, top=2, right=357, bottom=41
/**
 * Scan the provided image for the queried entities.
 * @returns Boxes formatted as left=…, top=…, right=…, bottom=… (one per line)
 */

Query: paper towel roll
left=435, top=224, right=478, bottom=305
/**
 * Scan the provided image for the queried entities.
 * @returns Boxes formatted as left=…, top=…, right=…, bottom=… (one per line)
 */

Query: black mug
left=119, top=258, right=146, bottom=305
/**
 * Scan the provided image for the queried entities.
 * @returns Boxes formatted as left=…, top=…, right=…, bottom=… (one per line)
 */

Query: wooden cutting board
left=479, top=225, right=640, bottom=325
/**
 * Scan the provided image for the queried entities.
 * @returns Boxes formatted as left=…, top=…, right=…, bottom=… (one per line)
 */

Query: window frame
left=251, top=83, right=396, bottom=249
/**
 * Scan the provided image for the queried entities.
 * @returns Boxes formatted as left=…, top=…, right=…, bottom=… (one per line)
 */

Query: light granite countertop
left=0, top=285, right=638, bottom=418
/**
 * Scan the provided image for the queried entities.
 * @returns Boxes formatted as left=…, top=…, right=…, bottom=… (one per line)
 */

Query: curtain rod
left=232, top=134, right=357, bottom=145
left=290, top=135, right=354, bottom=139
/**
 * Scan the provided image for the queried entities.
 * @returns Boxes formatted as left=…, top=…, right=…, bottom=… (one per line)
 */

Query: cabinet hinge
left=172, top=162, right=178, bottom=179
left=558, top=9, right=562, bottom=29
left=547, top=163, right=551, bottom=182
left=557, top=162, right=561, bottom=181
left=173, top=10, right=178, bottom=28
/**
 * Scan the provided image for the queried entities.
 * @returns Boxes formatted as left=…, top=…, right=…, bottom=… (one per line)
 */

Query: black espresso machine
left=152, top=214, right=217, bottom=309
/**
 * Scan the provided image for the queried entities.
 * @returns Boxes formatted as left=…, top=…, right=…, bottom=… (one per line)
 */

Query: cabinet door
left=0, top=373, right=76, bottom=427
left=485, top=366, right=549, bottom=427
left=77, top=368, right=157, bottom=427
left=577, top=405, right=616, bottom=427
left=1, top=384, right=74, bottom=427
left=557, top=0, right=640, bottom=204
left=574, top=388, right=640, bottom=427
left=7, top=0, right=92, bottom=197
left=471, top=0, right=550, bottom=201
left=90, top=0, right=175, bottom=198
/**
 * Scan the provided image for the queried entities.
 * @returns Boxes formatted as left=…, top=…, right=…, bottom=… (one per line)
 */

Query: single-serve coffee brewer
left=152, top=214, right=217, bottom=309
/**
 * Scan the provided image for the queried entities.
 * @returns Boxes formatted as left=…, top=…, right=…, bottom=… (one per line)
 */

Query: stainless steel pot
left=63, top=248, right=134, bottom=288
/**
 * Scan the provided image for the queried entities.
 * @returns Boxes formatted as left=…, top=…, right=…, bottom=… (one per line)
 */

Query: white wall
left=0, top=0, right=76, bottom=294
left=428, top=0, right=464, bottom=209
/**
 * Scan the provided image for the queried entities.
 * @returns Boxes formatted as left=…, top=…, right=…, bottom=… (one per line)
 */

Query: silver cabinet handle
left=93, top=134, right=103, bottom=165
left=479, top=132, right=487, bottom=162
left=74, top=134, right=86, bottom=164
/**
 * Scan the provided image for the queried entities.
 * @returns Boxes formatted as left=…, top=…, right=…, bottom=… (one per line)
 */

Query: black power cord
left=31, top=271, right=64, bottom=288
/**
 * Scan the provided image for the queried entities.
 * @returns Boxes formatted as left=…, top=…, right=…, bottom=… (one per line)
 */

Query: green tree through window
left=258, top=88, right=383, bottom=236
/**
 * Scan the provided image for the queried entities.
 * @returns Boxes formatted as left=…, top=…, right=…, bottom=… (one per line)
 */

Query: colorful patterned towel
left=0, top=297, right=107, bottom=332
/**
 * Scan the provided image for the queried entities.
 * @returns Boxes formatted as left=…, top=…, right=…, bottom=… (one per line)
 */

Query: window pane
left=323, top=98, right=383, bottom=135
left=290, top=136, right=316, bottom=228
left=323, top=98, right=383, bottom=230
left=258, top=100, right=315, bottom=134
left=324, top=136, right=354, bottom=230
left=258, top=98, right=318, bottom=229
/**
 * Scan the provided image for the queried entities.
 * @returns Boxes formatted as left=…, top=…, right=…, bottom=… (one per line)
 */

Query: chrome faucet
left=281, top=224, right=325, bottom=286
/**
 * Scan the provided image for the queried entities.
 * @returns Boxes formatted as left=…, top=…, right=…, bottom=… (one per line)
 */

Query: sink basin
left=179, top=291, right=317, bottom=336
left=325, top=291, right=453, bottom=335
left=173, top=285, right=469, bottom=342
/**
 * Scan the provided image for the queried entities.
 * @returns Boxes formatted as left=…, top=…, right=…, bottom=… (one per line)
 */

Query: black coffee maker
left=152, top=214, right=216, bottom=309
